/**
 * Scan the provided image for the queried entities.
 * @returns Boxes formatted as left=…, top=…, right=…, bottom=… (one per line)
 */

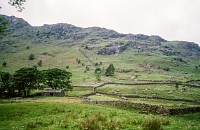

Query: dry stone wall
left=84, top=100, right=200, bottom=115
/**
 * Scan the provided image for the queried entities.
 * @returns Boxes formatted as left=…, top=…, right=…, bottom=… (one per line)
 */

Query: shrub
left=105, top=64, right=115, bottom=76
left=163, top=67, right=169, bottom=71
left=95, top=68, right=102, bottom=81
left=95, top=62, right=99, bottom=66
left=37, top=60, right=42, bottom=67
left=29, top=53, right=35, bottom=60
left=142, top=116, right=163, bottom=130
left=2, top=61, right=7, bottom=67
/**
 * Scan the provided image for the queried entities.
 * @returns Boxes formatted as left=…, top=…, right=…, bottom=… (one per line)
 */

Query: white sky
left=0, top=0, right=200, bottom=44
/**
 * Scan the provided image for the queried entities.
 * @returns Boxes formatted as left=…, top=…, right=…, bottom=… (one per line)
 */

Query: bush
left=95, top=62, right=99, bottom=66
left=105, top=64, right=115, bottom=76
left=2, top=61, right=7, bottom=67
left=163, top=67, right=169, bottom=71
left=29, top=53, right=35, bottom=60
left=143, top=116, right=163, bottom=130
left=37, top=60, right=42, bottom=67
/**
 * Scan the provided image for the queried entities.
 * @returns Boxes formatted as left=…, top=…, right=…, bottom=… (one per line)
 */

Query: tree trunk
left=23, top=90, right=26, bottom=97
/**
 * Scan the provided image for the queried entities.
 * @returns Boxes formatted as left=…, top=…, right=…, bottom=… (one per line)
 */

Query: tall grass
left=142, top=116, right=170, bottom=130
left=0, top=101, right=200, bottom=130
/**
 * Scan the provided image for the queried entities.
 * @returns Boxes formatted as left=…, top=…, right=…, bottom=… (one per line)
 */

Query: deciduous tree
left=13, top=67, right=38, bottom=96
left=0, top=72, right=14, bottom=97
left=95, top=68, right=102, bottom=82
left=105, top=64, right=115, bottom=76
left=42, top=68, right=72, bottom=90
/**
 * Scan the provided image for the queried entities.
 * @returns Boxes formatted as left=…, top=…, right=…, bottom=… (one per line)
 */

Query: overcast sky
left=0, top=0, right=200, bottom=44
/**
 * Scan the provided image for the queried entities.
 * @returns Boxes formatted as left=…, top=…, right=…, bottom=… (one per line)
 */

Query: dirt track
left=7, top=97, right=83, bottom=104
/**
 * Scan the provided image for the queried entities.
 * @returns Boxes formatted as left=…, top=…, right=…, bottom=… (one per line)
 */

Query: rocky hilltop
left=1, top=14, right=200, bottom=57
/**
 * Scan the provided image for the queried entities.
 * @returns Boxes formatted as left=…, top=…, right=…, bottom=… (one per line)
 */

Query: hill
left=0, top=14, right=200, bottom=85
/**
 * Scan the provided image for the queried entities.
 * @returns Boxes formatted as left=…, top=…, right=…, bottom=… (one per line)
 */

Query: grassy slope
left=1, top=41, right=200, bottom=85
left=0, top=99, right=200, bottom=130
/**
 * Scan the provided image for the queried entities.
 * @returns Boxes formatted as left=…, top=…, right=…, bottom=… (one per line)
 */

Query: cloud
left=0, top=0, right=200, bottom=44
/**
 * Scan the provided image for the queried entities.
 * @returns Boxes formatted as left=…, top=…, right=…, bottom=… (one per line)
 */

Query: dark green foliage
left=26, top=46, right=30, bottom=49
left=78, top=60, right=81, bottom=64
left=163, top=67, right=169, bottom=71
left=0, top=67, right=73, bottom=97
left=2, top=61, right=7, bottom=67
left=13, top=67, right=38, bottom=96
left=0, top=17, right=8, bottom=37
left=29, top=53, right=35, bottom=60
left=0, top=72, right=14, bottom=97
left=42, top=68, right=72, bottom=90
left=95, top=68, right=102, bottom=81
left=105, top=64, right=115, bottom=76
left=95, top=62, right=99, bottom=66
left=66, top=66, right=69, bottom=69
left=37, top=60, right=42, bottom=67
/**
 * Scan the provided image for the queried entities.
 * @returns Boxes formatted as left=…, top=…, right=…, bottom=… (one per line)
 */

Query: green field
left=0, top=98, right=200, bottom=130
left=88, top=94, right=199, bottom=108
left=96, top=84, right=200, bottom=101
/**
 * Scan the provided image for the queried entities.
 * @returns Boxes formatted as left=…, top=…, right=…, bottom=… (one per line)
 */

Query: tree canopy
left=0, top=67, right=73, bottom=97
left=42, top=68, right=72, bottom=90
left=0, top=0, right=26, bottom=36
left=0, top=72, right=14, bottom=97
left=8, top=0, right=26, bottom=12
left=13, top=67, right=38, bottom=96
left=95, top=68, right=102, bottom=81
left=105, top=64, right=115, bottom=76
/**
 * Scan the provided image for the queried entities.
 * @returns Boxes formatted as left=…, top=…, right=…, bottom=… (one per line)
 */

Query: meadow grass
left=67, top=87, right=94, bottom=97
left=88, top=94, right=199, bottom=108
left=97, top=84, right=200, bottom=101
left=0, top=100, right=200, bottom=130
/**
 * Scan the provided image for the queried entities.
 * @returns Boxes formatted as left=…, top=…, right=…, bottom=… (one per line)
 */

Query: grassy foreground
left=0, top=98, right=200, bottom=130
